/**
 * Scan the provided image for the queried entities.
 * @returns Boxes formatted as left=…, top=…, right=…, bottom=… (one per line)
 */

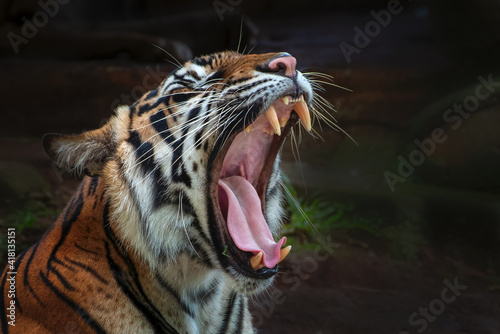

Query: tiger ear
left=42, top=121, right=115, bottom=177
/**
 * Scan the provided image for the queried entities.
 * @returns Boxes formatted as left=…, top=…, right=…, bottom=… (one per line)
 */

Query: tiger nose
left=267, top=54, right=297, bottom=78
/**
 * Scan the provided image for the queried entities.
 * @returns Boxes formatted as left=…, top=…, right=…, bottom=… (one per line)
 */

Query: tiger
left=1, top=51, right=329, bottom=333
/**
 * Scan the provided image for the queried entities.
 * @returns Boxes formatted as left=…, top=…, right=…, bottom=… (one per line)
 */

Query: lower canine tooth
left=294, top=98, right=312, bottom=132
left=265, top=105, right=281, bottom=136
left=251, top=252, right=263, bottom=270
left=278, top=245, right=292, bottom=263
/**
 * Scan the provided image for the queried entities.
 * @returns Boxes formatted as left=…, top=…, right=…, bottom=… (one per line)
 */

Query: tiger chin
left=2, top=52, right=317, bottom=333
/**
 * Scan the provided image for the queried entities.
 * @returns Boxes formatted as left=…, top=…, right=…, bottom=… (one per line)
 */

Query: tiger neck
left=78, top=175, right=254, bottom=332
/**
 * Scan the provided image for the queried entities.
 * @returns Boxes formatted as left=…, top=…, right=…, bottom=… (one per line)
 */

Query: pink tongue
left=218, top=176, right=286, bottom=268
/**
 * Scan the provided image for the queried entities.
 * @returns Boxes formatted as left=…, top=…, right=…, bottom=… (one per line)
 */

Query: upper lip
left=208, top=92, right=311, bottom=279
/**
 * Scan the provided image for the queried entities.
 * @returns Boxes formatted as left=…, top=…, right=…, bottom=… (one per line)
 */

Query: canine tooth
left=251, top=252, right=263, bottom=270
left=245, top=125, right=252, bottom=133
left=278, top=245, right=292, bottom=263
left=294, top=99, right=312, bottom=132
left=281, top=97, right=290, bottom=105
left=265, top=105, right=281, bottom=136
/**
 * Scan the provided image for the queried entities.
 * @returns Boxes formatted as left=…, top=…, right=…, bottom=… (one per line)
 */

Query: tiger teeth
left=265, top=105, right=281, bottom=136
left=255, top=95, right=311, bottom=136
left=245, top=125, right=252, bottom=133
left=250, top=252, right=263, bottom=270
left=250, top=246, right=291, bottom=271
left=294, top=96, right=312, bottom=132
left=279, top=245, right=292, bottom=263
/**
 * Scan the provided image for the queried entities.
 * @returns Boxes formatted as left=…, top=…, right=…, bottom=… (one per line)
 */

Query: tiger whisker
left=152, top=43, right=183, bottom=68
left=178, top=191, right=202, bottom=259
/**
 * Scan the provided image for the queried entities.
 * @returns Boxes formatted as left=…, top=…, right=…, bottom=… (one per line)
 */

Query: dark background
left=1, top=1, right=499, bottom=333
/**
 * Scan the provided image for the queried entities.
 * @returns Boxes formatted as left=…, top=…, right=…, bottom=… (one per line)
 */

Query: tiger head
left=43, top=51, right=319, bottom=295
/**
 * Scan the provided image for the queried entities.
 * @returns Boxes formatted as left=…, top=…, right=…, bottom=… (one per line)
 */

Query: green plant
left=282, top=174, right=346, bottom=236
left=282, top=174, right=385, bottom=239
left=1, top=200, right=57, bottom=233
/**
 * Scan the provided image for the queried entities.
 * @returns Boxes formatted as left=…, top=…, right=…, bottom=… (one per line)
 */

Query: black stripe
left=191, top=56, right=215, bottom=67
left=87, top=177, right=99, bottom=196
left=172, top=189, right=211, bottom=249
left=74, top=243, right=99, bottom=256
left=48, top=265, right=76, bottom=292
left=150, top=110, right=175, bottom=145
left=102, top=203, right=179, bottom=334
left=218, top=292, right=237, bottom=334
left=235, top=297, right=245, bottom=334
left=176, top=190, right=195, bottom=216
left=145, top=88, right=158, bottom=100
left=137, top=93, right=167, bottom=116
left=150, top=110, right=192, bottom=188
left=127, top=130, right=171, bottom=209
left=173, top=73, right=196, bottom=85
left=128, top=131, right=155, bottom=174
left=47, top=186, right=84, bottom=272
left=137, top=103, right=151, bottom=117
left=23, top=243, right=45, bottom=308
left=171, top=91, right=196, bottom=104
left=194, top=130, right=204, bottom=149
left=183, top=236, right=212, bottom=268
left=41, top=187, right=84, bottom=295
left=51, top=256, right=77, bottom=272
left=226, top=78, right=272, bottom=97
left=64, top=258, right=109, bottom=285
left=155, top=273, right=195, bottom=318
left=188, top=217, right=212, bottom=250
left=187, top=106, right=201, bottom=122
left=130, top=101, right=138, bottom=118
left=149, top=95, right=167, bottom=109
left=226, top=77, right=248, bottom=86
left=39, top=271, right=106, bottom=333
left=105, top=244, right=178, bottom=334
left=99, top=191, right=105, bottom=204
left=207, top=69, right=225, bottom=82
left=188, top=70, right=201, bottom=81
left=190, top=277, right=218, bottom=306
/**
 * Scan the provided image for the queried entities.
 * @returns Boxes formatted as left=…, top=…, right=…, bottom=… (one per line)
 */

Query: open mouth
left=210, top=94, right=311, bottom=279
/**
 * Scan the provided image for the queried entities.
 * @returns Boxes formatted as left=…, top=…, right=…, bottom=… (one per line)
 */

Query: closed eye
left=195, top=71, right=229, bottom=90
